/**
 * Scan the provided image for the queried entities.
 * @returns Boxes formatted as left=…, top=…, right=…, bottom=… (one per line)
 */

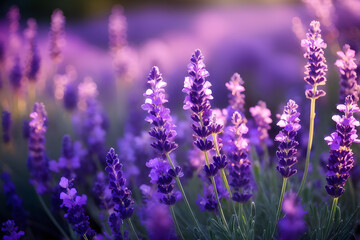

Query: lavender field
left=0, top=1, right=360, bottom=239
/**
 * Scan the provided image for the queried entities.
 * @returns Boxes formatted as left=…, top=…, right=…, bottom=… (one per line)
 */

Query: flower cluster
left=275, top=100, right=301, bottom=178
left=227, top=112, right=253, bottom=203
left=106, top=148, right=134, bottom=219
left=249, top=100, right=272, bottom=144
left=197, top=175, right=228, bottom=211
left=59, top=177, right=96, bottom=238
left=1, top=220, right=24, bottom=240
left=24, top=18, right=40, bottom=82
left=225, top=72, right=246, bottom=113
left=142, top=66, right=178, bottom=154
left=92, top=171, right=114, bottom=210
left=324, top=96, right=360, bottom=198
left=335, top=44, right=358, bottom=104
left=49, top=9, right=65, bottom=63
left=1, top=173, right=28, bottom=227
left=301, top=20, right=327, bottom=99
left=277, top=192, right=307, bottom=240
left=27, top=102, right=51, bottom=194
left=63, top=83, right=78, bottom=111
left=2, top=111, right=11, bottom=143
left=9, top=57, right=22, bottom=91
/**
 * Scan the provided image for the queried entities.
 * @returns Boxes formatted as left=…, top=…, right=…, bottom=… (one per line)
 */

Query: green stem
left=171, top=206, right=185, bottom=240
left=272, top=178, right=288, bottom=238
left=325, top=197, right=338, bottom=238
left=298, top=97, right=316, bottom=194
left=165, top=153, right=206, bottom=239
left=127, top=219, right=139, bottom=240
left=83, top=234, right=89, bottom=240
left=262, top=142, right=270, bottom=166
left=37, top=194, right=71, bottom=240
left=210, top=175, right=229, bottom=230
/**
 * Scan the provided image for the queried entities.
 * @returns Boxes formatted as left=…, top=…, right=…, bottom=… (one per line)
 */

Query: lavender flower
left=24, top=18, right=40, bottom=82
left=1, top=173, right=28, bottom=227
left=275, top=100, right=301, bottom=178
left=146, top=157, right=181, bottom=205
left=27, top=102, right=51, bottom=194
left=249, top=100, right=272, bottom=145
left=1, top=220, right=24, bottom=240
left=197, top=175, right=228, bottom=212
left=2, top=111, right=11, bottom=143
left=142, top=66, right=178, bottom=154
left=117, top=133, right=140, bottom=179
left=109, top=5, right=127, bottom=54
left=277, top=192, right=306, bottom=240
left=63, top=83, right=78, bottom=111
left=59, top=177, right=96, bottom=238
left=335, top=44, right=358, bottom=103
left=225, top=72, right=246, bottom=113
left=92, top=172, right=114, bottom=210
left=105, top=148, right=134, bottom=219
left=49, top=9, right=65, bottom=63
left=49, top=135, right=80, bottom=179
left=108, top=212, right=123, bottom=240
left=324, top=96, right=360, bottom=198
left=301, top=21, right=328, bottom=100
left=9, top=57, right=22, bottom=91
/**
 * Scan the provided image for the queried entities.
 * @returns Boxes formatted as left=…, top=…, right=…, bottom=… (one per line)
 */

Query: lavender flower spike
left=249, top=100, right=272, bottom=145
left=324, top=96, right=360, bottom=198
left=275, top=100, right=301, bottom=178
left=225, top=72, right=246, bottom=113
left=59, top=177, right=96, bottom=238
left=335, top=44, right=358, bottom=104
left=49, top=9, right=65, bottom=64
left=277, top=192, right=307, bottom=240
left=142, top=66, right=178, bottom=154
left=301, top=21, right=328, bottom=100
left=27, top=102, right=51, bottom=194
left=1, top=220, right=24, bottom=240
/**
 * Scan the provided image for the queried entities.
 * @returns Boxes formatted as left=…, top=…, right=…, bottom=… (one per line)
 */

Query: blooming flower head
left=93, top=172, right=114, bottom=211
left=2, top=111, right=11, bottom=143
left=1, top=220, right=24, bottom=240
left=335, top=44, right=358, bottom=104
left=59, top=177, right=96, bottom=238
left=9, top=57, right=22, bottom=91
left=278, top=192, right=307, bottom=240
left=27, top=102, right=51, bottom=194
left=249, top=100, right=272, bottom=144
left=225, top=72, right=246, bottom=113
left=24, top=18, right=40, bottom=82
left=324, top=96, right=360, bottom=198
left=301, top=20, right=328, bottom=99
left=142, top=66, right=177, bottom=154
left=63, top=83, right=78, bottom=111
left=49, top=9, right=65, bottom=63
left=275, top=100, right=301, bottom=178
left=109, top=5, right=127, bottom=54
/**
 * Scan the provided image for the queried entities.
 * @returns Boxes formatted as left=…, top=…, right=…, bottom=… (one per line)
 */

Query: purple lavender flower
left=142, top=66, right=178, bottom=154
left=249, top=100, right=272, bottom=145
left=59, top=177, right=96, bottom=238
left=1, top=173, right=28, bottom=227
left=117, top=133, right=140, bottom=179
left=109, top=5, right=127, bottom=54
left=146, top=157, right=181, bottom=205
left=92, top=172, right=114, bottom=210
left=49, top=9, right=65, bottom=63
left=9, top=57, right=22, bottom=91
left=224, top=112, right=254, bottom=203
left=105, top=148, right=134, bottom=219
left=301, top=21, right=328, bottom=100
left=1, top=220, right=24, bottom=240
left=275, top=100, right=301, bottom=178
left=22, top=120, right=30, bottom=140
left=324, top=96, right=360, bottom=198
left=27, top=102, right=51, bottom=194
left=24, top=18, right=40, bottom=82
left=277, top=192, right=307, bottom=240
left=63, top=83, right=78, bottom=111
left=197, top=175, right=229, bottom=212
left=225, top=72, right=246, bottom=113
left=49, top=135, right=80, bottom=179
left=2, top=111, right=11, bottom=143
left=335, top=44, right=358, bottom=103
left=108, top=212, right=123, bottom=240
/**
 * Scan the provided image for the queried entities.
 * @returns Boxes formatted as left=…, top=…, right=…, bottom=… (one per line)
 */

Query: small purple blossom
left=92, top=172, right=114, bottom=210
left=225, top=72, right=246, bottom=113
left=24, top=18, right=40, bottom=82
left=301, top=21, right=328, bottom=99
left=275, top=100, right=301, bottom=178
left=197, top=175, right=228, bottom=212
left=63, top=83, right=78, bottom=111
left=335, top=44, right=358, bottom=103
left=109, top=5, right=127, bottom=54
left=59, top=177, right=96, bottom=238
left=49, top=9, right=65, bottom=63
left=249, top=100, right=272, bottom=145
left=142, top=66, right=178, bottom=154
left=9, top=57, right=22, bottom=91
left=324, top=96, right=360, bottom=198
left=27, top=102, right=51, bottom=194
left=278, top=192, right=307, bottom=240
left=1, top=220, right=24, bottom=240
left=105, top=148, right=134, bottom=219
left=2, top=111, right=11, bottom=143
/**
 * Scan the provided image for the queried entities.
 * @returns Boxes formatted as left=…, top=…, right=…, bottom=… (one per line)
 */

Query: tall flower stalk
left=142, top=66, right=204, bottom=238
left=298, top=21, right=328, bottom=194
left=273, top=100, right=301, bottom=237
left=183, top=49, right=229, bottom=229
left=324, top=96, right=359, bottom=229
